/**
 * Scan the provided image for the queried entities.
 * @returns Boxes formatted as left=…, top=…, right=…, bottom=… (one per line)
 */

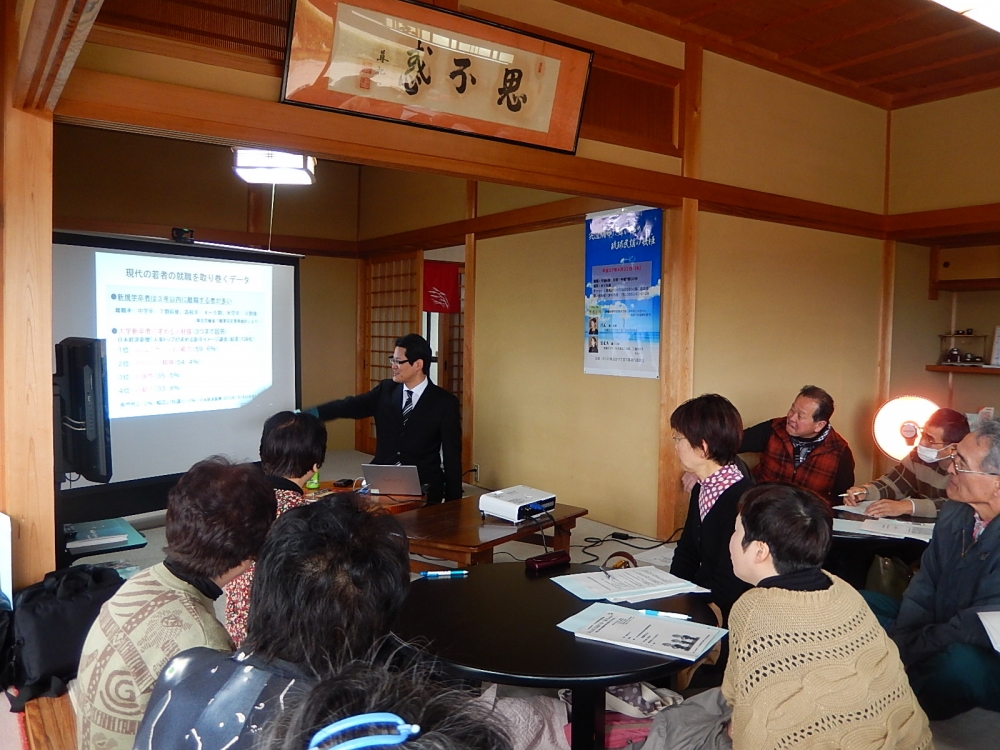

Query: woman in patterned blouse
left=225, top=410, right=327, bottom=645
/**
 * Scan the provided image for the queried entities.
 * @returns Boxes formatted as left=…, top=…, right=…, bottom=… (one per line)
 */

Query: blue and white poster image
left=583, top=206, right=662, bottom=378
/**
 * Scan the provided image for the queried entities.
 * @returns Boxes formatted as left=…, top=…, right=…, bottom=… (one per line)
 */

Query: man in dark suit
left=307, top=333, right=462, bottom=503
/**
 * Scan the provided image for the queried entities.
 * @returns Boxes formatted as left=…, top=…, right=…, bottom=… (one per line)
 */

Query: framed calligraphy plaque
left=282, top=0, right=593, bottom=153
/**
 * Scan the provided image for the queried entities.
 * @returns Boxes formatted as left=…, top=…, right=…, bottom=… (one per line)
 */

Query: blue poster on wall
left=584, top=206, right=661, bottom=378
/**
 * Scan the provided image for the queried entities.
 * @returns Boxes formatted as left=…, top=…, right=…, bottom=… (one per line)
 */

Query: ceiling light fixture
left=930, top=2, right=1000, bottom=34
left=233, top=148, right=317, bottom=185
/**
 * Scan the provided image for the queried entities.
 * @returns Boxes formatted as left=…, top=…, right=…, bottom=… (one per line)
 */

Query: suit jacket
left=315, top=379, right=462, bottom=502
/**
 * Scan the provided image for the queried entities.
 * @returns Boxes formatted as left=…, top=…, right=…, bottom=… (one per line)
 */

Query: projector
left=479, top=485, right=556, bottom=523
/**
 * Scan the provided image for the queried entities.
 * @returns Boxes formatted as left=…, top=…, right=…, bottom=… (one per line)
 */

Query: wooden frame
left=282, top=0, right=593, bottom=153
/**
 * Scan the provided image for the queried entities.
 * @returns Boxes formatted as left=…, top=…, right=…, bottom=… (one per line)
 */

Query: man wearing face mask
left=844, top=408, right=970, bottom=518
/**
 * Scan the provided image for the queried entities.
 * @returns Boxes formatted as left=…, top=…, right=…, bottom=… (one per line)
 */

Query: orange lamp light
left=873, top=396, right=939, bottom=461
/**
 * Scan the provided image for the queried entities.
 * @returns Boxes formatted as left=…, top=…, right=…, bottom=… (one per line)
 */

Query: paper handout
left=558, top=603, right=727, bottom=661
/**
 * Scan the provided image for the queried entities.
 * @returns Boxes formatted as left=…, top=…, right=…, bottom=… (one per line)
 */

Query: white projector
left=478, top=485, right=556, bottom=523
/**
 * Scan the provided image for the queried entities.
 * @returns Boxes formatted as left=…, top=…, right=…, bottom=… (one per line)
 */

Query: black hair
left=669, top=393, right=743, bottom=466
left=261, top=657, right=511, bottom=750
left=395, top=333, right=432, bottom=376
left=797, top=385, right=834, bottom=423
left=738, top=483, right=832, bottom=575
left=260, top=411, right=328, bottom=479
left=926, top=408, right=970, bottom=446
left=165, top=456, right=276, bottom=579
left=243, top=494, right=410, bottom=670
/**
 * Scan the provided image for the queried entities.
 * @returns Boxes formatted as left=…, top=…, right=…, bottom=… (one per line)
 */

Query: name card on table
left=282, top=0, right=593, bottom=153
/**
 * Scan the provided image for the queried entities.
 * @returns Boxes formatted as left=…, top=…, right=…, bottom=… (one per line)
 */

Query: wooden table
left=394, top=496, right=587, bottom=570
left=307, top=481, right=425, bottom=515
left=394, top=563, right=714, bottom=750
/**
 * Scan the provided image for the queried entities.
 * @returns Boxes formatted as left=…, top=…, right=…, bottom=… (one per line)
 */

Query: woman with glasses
left=668, top=393, right=755, bottom=622
left=844, top=408, right=969, bottom=518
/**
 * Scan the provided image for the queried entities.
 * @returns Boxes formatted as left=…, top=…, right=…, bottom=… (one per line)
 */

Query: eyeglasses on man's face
left=388, top=357, right=411, bottom=366
left=944, top=453, right=1000, bottom=477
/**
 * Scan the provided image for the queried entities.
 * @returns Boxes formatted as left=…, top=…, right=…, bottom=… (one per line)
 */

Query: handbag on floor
left=1, top=565, right=123, bottom=711
left=865, top=555, right=914, bottom=602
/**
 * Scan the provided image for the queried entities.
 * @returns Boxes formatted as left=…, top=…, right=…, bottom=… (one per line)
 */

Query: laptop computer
left=362, top=464, right=424, bottom=496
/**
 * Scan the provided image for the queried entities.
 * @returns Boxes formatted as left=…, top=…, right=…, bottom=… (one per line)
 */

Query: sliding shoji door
left=356, top=252, right=423, bottom=454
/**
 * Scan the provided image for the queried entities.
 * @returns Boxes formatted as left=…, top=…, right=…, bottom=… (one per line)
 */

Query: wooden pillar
left=657, top=44, right=701, bottom=538
left=1, top=1, right=56, bottom=587
left=461, top=180, right=477, bottom=474
left=875, top=239, right=896, bottom=476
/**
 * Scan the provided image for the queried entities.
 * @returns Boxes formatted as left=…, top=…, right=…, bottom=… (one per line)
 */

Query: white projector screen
left=53, top=235, right=299, bottom=487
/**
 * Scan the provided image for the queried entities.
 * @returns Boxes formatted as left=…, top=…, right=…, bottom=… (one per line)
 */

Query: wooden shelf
left=926, top=365, right=1000, bottom=375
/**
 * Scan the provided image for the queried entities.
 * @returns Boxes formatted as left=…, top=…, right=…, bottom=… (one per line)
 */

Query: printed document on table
left=978, top=612, right=1000, bottom=654
left=551, top=567, right=707, bottom=602
left=833, top=501, right=875, bottom=516
left=861, top=519, right=934, bottom=542
left=557, top=603, right=727, bottom=661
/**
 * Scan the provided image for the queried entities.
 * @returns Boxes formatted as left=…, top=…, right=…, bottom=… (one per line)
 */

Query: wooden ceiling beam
left=97, top=11, right=285, bottom=55
left=551, top=0, right=891, bottom=107
left=860, top=44, right=1000, bottom=86
left=731, top=0, right=857, bottom=44
left=886, top=202, right=1000, bottom=244
left=776, top=4, right=936, bottom=60
left=677, top=0, right=745, bottom=25
left=820, top=25, right=977, bottom=73
left=55, top=69, right=886, bottom=239
left=53, top=216, right=361, bottom=257
left=160, top=0, right=287, bottom=27
left=359, top=197, right=632, bottom=255
left=892, top=65, right=1000, bottom=108
left=16, top=0, right=105, bottom=111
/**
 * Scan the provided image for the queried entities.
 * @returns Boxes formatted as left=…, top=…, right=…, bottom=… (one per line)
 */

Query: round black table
left=393, top=563, right=716, bottom=750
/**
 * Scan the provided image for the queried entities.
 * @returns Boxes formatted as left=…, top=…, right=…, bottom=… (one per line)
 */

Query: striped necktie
left=402, top=389, right=414, bottom=424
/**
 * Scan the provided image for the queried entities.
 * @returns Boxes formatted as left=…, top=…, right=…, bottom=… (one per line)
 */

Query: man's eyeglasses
left=388, top=357, right=411, bottom=366
left=944, top=454, right=1000, bottom=477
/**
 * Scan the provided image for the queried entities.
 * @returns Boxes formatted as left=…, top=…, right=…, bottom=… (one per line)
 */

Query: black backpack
left=1, top=565, right=124, bottom=711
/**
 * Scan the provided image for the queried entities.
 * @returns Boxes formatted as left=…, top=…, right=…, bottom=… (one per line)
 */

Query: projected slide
left=96, top=252, right=273, bottom=419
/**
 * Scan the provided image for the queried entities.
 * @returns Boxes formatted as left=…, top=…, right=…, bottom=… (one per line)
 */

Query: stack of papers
left=551, top=566, right=708, bottom=604
left=634, top=545, right=675, bottom=569
left=833, top=501, right=875, bottom=516
left=558, top=603, right=726, bottom=661
left=978, top=612, right=1000, bottom=654
left=833, top=517, right=933, bottom=542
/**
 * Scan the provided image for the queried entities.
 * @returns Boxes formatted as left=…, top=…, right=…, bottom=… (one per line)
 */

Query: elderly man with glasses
left=865, top=417, right=1000, bottom=720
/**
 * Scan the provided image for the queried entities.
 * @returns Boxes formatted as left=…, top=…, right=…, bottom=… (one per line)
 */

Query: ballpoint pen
left=639, top=609, right=692, bottom=621
left=419, top=570, right=469, bottom=579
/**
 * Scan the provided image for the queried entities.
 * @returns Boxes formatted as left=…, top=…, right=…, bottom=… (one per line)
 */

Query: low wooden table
left=307, top=482, right=425, bottom=515
left=395, top=496, right=587, bottom=570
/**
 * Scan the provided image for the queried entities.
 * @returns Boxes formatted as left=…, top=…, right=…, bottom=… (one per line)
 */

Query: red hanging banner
left=423, top=261, right=461, bottom=313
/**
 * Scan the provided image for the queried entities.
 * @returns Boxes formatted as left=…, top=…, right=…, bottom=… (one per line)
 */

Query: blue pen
left=420, top=570, right=469, bottom=579
left=640, top=609, right=691, bottom=621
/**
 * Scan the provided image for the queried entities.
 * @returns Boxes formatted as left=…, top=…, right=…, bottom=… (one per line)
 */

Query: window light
left=233, top=148, right=317, bottom=185
left=930, top=2, right=1000, bottom=34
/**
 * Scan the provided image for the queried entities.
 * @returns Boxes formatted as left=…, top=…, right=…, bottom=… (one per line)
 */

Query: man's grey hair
left=976, top=417, right=1000, bottom=474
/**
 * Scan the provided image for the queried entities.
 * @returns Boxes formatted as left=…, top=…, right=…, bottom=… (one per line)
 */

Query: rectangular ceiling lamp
left=930, top=2, right=1000, bottom=33
left=234, top=148, right=316, bottom=185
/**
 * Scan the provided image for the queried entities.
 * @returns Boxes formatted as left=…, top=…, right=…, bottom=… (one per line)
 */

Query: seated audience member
left=261, top=659, right=511, bottom=750
left=226, top=410, right=328, bottom=645
left=75, top=458, right=276, bottom=750
left=866, top=417, right=1000, bottom=720
left=845, top=407, right=968, bottom=518
left=720, top=484, right=930, bottom=749
left=739, top=385, right=855, bottom=504
left=644, top=484, right=931, bottom=750
left=133, top=495, right=411, bottom=750
left=669, top=394, right=754, bottom=620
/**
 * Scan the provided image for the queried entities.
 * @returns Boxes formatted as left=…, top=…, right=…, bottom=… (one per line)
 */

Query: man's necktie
left=402, top=389, right=414, bottom=424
